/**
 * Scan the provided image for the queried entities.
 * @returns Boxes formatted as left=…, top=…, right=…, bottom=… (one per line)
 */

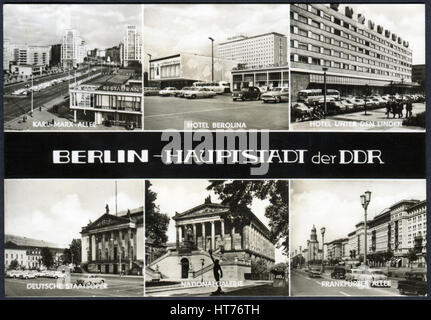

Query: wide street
left=3, top=67, right=107, bottom=123
left=144, top=95, right=290, bottom=130
left=291, top=269, right=402, bottom=297
left=291, top=103, right=426, bottom=131
left=5, top=274, right=144, bottom=297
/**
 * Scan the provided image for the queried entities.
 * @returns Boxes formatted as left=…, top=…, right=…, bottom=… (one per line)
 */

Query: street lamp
left=30, top=73, right=34, bottom=115
left=200, top=258, right=205, bottom=282
left=322, top=67, right=328, bottom=117
left=320, top=227, right=326, bottom=271
left=147, top=53, right=152, bottom=81
left=299, top=245, right=302, bottom=269
left=208, top=37, right=214, bottom=82
left=360, top=191, right=372, bottom=266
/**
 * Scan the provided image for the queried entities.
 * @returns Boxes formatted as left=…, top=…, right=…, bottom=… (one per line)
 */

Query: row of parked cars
left=5, top=269, right=66, bottom=279
left=292, top=94, right=426, bottom=122
left=145, top=87, right=217, bottom=99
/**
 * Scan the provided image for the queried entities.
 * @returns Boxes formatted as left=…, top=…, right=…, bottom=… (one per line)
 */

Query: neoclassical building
left=81, top=206, right=144, bottom=275
left=147, top=197, right=275, bottom=281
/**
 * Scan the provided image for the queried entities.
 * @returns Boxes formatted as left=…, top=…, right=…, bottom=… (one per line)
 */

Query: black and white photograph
left=290, top=4, right=426, bottom=131
left=4, top=179, right=144, bottom=297
left=145, top=180, right=289, bottom=296
left=290, top=180, right=427, bottom=297
left=3, top=4, right=143, bottom=131
left=143, top=4, right=290, bottom=131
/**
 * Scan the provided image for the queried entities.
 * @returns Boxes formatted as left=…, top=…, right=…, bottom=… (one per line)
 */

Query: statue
left=105, top=204, right=110, bottom=214
left=186, top=226, right=194, bottom=242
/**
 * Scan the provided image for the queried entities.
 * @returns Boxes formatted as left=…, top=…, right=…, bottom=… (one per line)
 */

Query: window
left=298, top=55, right=308, bottom=63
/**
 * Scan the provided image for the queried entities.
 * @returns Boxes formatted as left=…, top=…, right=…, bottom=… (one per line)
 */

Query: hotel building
left=217, top=32, right=288, bottom=69
left=290, top=3, right=415, bottom=100
left=61, top=29, right=87, bottom=68
left=69, top=69, right=142, bottom=128
left=81, top=206, right=144, bottom=275
left=120, top=25, right=142, bottom=67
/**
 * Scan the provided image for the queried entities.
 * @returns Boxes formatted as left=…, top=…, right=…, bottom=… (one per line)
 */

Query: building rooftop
left=219, top=32, right=287, bottom=45
left=5, top=234, right=64, bottom=250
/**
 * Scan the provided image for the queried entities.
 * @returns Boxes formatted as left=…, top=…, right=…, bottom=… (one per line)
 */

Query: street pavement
left=291, top=103, right=426, bottom=131
left=146, top=280, right=288, bottom=297
left=5, top=274, right=144, bottom=297
left=291, top=269, right=401, bottom=297
left=144, top=95, right=290, bottom=130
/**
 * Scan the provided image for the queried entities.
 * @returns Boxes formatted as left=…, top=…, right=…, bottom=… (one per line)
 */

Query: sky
left=3, top=4, right=142, bottom=50
left=337, top=4, right=425, bottom=64
left=149, top=180, right=286, bottom=263
left=290, top=180, right=426, bottom=255
left=5, top=180, right=144, bottom=248
left=144, top=4, right=291, bottom=70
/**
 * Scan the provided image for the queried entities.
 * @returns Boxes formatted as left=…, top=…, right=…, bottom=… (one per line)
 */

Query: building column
left=193, top=224, right=197, bottom=246
left=220, top=219, right=225, bottom=240
left=211, top=221, right=215, bottom=251
left=201, top=222, right=206, bottom=250
left=231, top=226, right=235, bottom=250
left=74, top=110, right=77, bottom=123
left=176, top=226, right=180, bottom=250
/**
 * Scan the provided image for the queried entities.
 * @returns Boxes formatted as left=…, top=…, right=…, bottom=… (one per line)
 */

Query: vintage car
left=291, top=102, right=312, bottom=122
left=19, top=271, right=37, bottom=279
left=340, top=99, right=355, bottom=111
left=345, top=268, right=363, bottom=281
left=307, top=265, right=322, bottom=278
left=177, top=87, right=194, bottom=98
left=184, top=87, right=216, bottom=99
left=330, top=266, right=346, bottom=279
left=357, top=269, right=389, bottom=286
left=261, top=87, right=289, bottom=103
left=232, top=87, right=261, bottom=101
left=76, top=274, right=106, bottom=286
left=5, top=270, right=23, bottom=278
left=159, top=87, right=179, bottom=96
left=397, top=271, right=427, bottom=296
left=144, top=87, right=160, bottom=96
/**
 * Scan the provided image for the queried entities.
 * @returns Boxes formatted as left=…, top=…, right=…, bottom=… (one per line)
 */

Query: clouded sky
left=290, top=180, right=426, bottom=255
left=5, top=180, right=143, bottom=247
left=3, top=4, right=142, bottom=50
left=149, top=180, right=287, bottom=263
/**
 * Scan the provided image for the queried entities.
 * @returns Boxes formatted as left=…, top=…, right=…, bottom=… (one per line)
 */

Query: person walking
left=406, top=99, right=413, bottom=118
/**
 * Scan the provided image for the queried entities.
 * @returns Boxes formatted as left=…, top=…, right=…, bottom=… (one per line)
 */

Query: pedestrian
left=406, top=99, right=413, bottom=118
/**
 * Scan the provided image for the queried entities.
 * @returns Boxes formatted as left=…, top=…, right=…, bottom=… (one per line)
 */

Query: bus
left=297, top=89, right=340, bottom=104
left=192, top=81, right=230, bottom=94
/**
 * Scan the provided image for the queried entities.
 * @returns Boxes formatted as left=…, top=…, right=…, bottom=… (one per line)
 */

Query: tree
left=9, top=259, right=19, bottom=270
left=63, top=239, right=81, bottom=265
left=145, top=181, right=170, bottom=245
left=406, top=249, right=418, bottom=268
left=40, top=247, right=54, bottom=268
left=251, top=257, right=269, bottom=274
left=207, top=180, right=289, bottom=255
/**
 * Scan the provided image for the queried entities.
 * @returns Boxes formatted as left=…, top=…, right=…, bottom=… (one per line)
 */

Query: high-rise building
left=120, top=25, right=142, bottom=67
left=3, top=40, right=51, bottom=70
left=290, top=3, right=415, bottom=98
left=61, top=29, right=87, bottom=68
left=217, top=32, right=288, bottom=69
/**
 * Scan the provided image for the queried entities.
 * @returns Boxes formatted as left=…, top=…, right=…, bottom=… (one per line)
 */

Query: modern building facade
left=61, top=29, right=87, bottom=68
left=290, top=3, right=415, bottom=100
left=81, top=206, right=144, bottom=275
left=69, top=70, right=142, bottom=128
left=120, top=25, right=142, bottom=67
left=231, top=65, right=289, bottom=91
left=147, top=197, right=275, bottom=281
left=217, top=32, right=288, bottom=69
left=148, top=53, right=239, bottom=89
left=3, top=40, right=51, bottom=71
left=4, top=235, right=65, bottom=270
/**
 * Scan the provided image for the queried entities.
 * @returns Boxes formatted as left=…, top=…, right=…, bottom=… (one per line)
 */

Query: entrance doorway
left=180, top=258, right=189, bottom=279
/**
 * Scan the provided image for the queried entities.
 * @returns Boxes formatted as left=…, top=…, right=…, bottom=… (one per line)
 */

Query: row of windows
left=293, top=4, right=412, bottom=57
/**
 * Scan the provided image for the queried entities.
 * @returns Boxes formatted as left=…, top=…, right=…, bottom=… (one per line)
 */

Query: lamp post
left=200, top=258, right=205, bottom=282
left=30, top=73, right=34, bottom=115
left=360, top=191, right=372, bottom=266
left=208, top=37, right=214, bottom=82
left=320, top=227, right=326, bottom=271
left=299, top=245, right=302, bottom=269
left=147, top=53, right=152, bottom=81
left=322, top=67, right=328, bottom=117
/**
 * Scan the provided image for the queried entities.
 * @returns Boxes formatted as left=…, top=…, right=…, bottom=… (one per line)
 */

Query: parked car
left=20, top=271, right=37, bottom=279
left=184, top=87, right=216, bottom=99
left=261, top=87, right=289, bottom=103
left=341, top=99, right=355, bottom=111
left=76, top=274, right=106, bottom=286
left=331, top=266, right=346, bottom=279
left=291, top=102, right=311, bottom=122
left=358, top=269, right=389, bottom=286
left=353, top=98, right=365, bottom=109
left=345, top=268, right=362, bottom=281
left=159, top=87, right=179, bottom=96
left=308, top=265, right=322, bottom=278
left=232, top=87, right=261, bottom=101
left=178, top=87, right=194, bottom=98
left=6, top=270, right=23, bottom=278
left=144, top=87, right=160, bottom=96
left=321, top=101, right=342, bottom=115
left=397, top=271, right=427, bottom=296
